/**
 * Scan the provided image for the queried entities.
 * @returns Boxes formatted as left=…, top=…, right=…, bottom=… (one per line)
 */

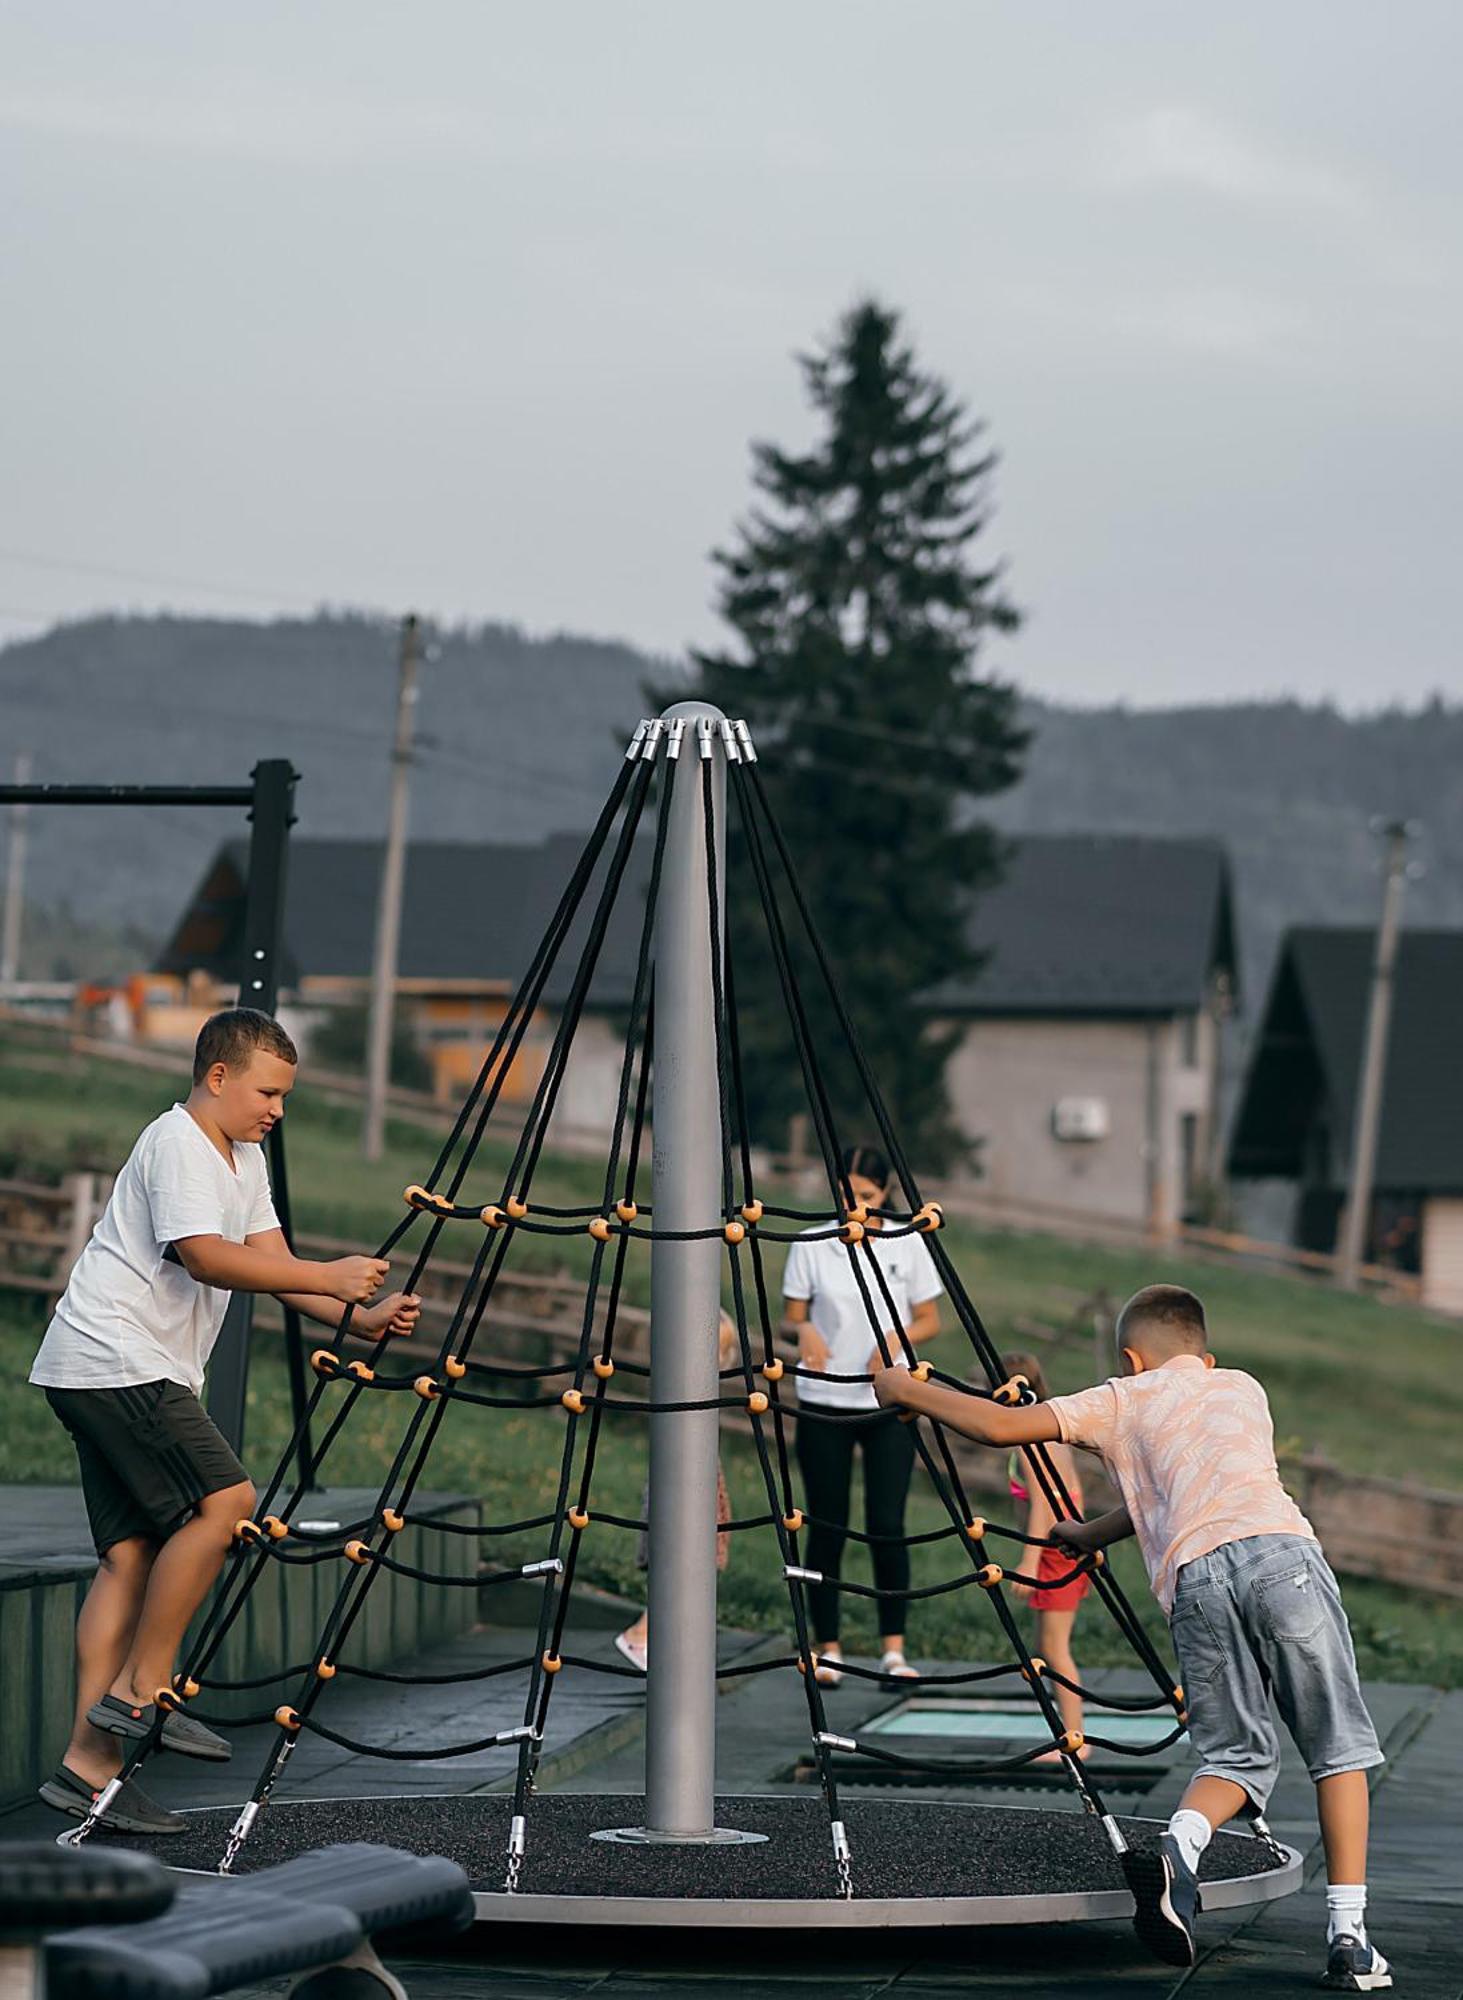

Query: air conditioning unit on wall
left=1052, top=1096, right=1110, bottom=1143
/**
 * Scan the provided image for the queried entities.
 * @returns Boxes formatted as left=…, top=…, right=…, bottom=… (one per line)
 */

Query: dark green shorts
left=44, top=1381, right=247, bottom=1556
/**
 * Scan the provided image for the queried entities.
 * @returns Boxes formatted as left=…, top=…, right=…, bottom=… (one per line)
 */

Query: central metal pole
left=644, top=699, right=728, bottom=1839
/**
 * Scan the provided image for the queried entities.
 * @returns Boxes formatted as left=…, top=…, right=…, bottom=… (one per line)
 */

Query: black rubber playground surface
left=100, top=1794, right=1276, bottom=1902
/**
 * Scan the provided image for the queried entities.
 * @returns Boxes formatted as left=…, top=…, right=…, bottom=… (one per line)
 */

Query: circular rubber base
left=99, top=1794, right=1301, bottom=1930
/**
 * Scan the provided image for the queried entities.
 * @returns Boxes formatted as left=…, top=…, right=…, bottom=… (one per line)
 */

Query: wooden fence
left=4, top=1173, right=1458, bottom=1600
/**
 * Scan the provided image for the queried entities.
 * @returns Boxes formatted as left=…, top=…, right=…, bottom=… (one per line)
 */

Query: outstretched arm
left=874, top=1367, right=1061, bottom=1447
left=1052, top=1506, right=1134, bottom=1553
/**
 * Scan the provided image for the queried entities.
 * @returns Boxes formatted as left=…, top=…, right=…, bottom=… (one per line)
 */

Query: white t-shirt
left=782, top=1224, right=944, bottom=1413
left=30, top=1104, right=279, bottom=1396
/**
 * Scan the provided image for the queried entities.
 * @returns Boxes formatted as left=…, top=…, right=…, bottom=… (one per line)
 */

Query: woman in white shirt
left=782, top=1146, right=943, bottom=1685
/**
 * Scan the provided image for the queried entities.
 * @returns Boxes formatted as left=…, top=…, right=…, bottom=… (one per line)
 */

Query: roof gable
left=1230, top=926, right=1463, bottom=1191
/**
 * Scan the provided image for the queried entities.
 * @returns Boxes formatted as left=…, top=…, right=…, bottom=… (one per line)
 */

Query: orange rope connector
left=588, top=1216, right=613, bottom=1242
left=796, top=1656, right=808, bottom=1675
left=233, top=1518, right=263, bottom=1546
left=977, top=1563, right=1004, bottom=1588
left=346, top=1360, right=374, bottom=1383
left=1091, top=1549, right=1106, bottom=1569
left=909, top=1361, right=932, bottom=1382
left=915, top=1201, right=944, bottom=1232
left=1172, top=1684, right=1185, bottom=1706
left=845, top=1200, right=871, bottom=1225
left=1060, top=1730, right=1085, bottom=1755
left=444, top=1356, right=467, bottom=1380
left=263, top=1515, right=290, bottom=1540
left=568, top=1507, right=590, bottom=1530
left=616, top=1199, right=639, bottom=1224
left=506, top=1196, right=530, bottom=1220
left=748, top=1391, right=769, bottom=1414
left=964, top=1517, right=987, bottom=1541
left=414, top=1375, right=440, bottom=1401
left=311, top=1349, right=340, bottom=1379
left=381, top=1508, right=406, bottom=1533
left=839, top=1218, right=865, bottom=1244
left=724, top=1220, right=746, bottom=1245
left=541, top=1651, right=562, bottom=1674
left=562, top=1388, right=586, bottom=1415
left=178, top=1678, right=201, bottom=1700
left=344, top=1540, right=372, bottom=1565
left=275, top=1706, right=302, bottom=1733
left=592, top=1355, right=615, bottom=1379
left=761, top=1358, right=785, bottom=1382
left=1021, top=1657, right=1047, bottom=1682
left=782, top=1508, right=804, bottom=1531
left=480, top=1205, right=506, bottom=1229
left=740, top=1199, right=764, bottom=1225
left=315, top=1659, right=336, bottom=1680
left=992, top=1375, right=1028, bottom=1406
left=406, top=1185, right=454, bottom=1215
left=155, top=1685, right=183, bottom=1712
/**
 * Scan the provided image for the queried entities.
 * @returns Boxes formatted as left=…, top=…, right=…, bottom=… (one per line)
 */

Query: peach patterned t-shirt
left=1046, top=1354, right=1315, bottom=1612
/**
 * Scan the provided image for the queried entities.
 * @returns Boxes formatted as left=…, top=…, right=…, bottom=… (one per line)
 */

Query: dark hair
left=1001, top=1350, right=1050, bottom=1401
left=1116, top=1284, right=1208, bottom=1352
left=193, top=1008, right=298, bottom=1083
left=840, top=1145, right=890, bottom=1189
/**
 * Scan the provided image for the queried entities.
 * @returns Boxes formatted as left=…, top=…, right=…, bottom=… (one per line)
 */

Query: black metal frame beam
left=3, top=762, right=316, bottom=1484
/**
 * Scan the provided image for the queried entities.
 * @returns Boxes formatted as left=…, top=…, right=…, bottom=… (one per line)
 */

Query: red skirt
left=1030, top=1541, right=1092, bottom=1612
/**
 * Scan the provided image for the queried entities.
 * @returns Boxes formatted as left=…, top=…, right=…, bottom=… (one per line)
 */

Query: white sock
left=1326, top=1883, right=1367, bottom=1945
left=1167, top=1808, right=1213, bottom=1874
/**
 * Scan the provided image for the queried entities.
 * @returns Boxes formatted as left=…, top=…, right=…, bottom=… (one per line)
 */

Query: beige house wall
left=1421, top=1198, right=1463, bottom=1316
left=939, top=1011, right=1216, bottom=1235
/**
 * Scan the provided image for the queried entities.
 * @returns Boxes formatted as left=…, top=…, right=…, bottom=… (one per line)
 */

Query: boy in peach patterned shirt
left=877, top=1284, right=1389, bottom=1993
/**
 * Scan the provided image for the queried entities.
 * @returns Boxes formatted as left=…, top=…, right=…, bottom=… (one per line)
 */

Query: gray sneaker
left=1124, top=1833, right=1199, bottom=1968
left=1322, top=1936, right=1392, bottom=1991
left=38, top=1764, right=186, bottom=1835
left=161, top=1711, right=232, bottom=1762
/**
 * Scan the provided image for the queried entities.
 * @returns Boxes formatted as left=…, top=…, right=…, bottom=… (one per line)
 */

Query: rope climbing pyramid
left=65, top=702, right=1298, bottom=1925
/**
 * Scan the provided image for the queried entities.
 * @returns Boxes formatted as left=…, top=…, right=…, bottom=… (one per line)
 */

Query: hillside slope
left=4, top=614, right=1461, bottom=1012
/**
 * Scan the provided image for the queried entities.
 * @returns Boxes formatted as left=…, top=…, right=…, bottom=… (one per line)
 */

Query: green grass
left=4, top=1020, right=1462, bottom=1687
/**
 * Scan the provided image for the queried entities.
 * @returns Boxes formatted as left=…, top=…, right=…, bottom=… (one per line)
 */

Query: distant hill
left=4, top=614, right=1461, bottom=1021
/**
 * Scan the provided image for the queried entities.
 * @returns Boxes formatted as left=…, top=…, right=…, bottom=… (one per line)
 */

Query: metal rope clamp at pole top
left=594, top=700, right=766, bottom=1851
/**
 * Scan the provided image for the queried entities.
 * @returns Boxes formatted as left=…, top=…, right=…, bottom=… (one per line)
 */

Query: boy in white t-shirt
left=30, top=1008, right=421, bottom=1836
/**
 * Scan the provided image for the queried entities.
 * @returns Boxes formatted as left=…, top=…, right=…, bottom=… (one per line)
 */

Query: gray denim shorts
left=1169, top=1533, right=1383, bottom=1811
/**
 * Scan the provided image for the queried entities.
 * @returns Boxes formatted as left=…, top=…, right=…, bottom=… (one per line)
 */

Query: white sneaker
left=813, top=1646, right=844, bottom=1686
left=1322, top=1936, right=1392, bottom=1991
left=879, top=1648, right=919, bottom=1681
left=614, top=1628, right=648, bottom=1673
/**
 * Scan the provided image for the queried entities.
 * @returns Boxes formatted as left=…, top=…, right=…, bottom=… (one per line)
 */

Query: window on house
left=1180, top=1013, right=1200, bottom=1068
left=1180, top=1112, right=1200, bottom=1212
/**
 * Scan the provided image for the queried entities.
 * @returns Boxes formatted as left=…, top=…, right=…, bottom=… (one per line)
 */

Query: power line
left=0, top=543, right=339, bottom=613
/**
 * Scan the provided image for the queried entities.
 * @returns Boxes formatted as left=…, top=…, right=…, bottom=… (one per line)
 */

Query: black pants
left=795, top=1407, right=916, bottom=1644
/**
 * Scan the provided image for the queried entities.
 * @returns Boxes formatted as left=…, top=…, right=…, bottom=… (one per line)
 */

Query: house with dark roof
left=152, top=833, right=648, bottom=1128
left=1229, top=928, right=1463, bottom=1313
left=155, top=830, right=1239, bottom=1232
left=935, top=835, right=1238, bottom=1235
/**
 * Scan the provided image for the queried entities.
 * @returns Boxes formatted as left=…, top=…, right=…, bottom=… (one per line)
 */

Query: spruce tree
left=678, top=299, right=1027, bottom=1169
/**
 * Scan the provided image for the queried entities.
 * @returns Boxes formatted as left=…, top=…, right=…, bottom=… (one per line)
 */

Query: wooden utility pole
left=363, top=614, right=422, bottom=1162
left=1336, top=819, right=1414, bottom=1290
left=1, top=750, right=33, bottom=990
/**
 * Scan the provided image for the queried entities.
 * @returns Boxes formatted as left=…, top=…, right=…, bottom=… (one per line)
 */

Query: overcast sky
left=2, top=2, right=1459, bottom=708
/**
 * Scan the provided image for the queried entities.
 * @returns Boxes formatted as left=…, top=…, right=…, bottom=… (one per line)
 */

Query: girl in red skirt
left=1004, top=1351, right=1091, bottom=1758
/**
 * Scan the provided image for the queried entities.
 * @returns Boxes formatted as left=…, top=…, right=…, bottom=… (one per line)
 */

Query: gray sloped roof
left=160, top=830, right=1236, bottom=1020
left=156, top=834, right=653, bottom=1009
left=1229, top=926, right=1463, bottom=1192
left=936, top=834, right=1237, bottom=1015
